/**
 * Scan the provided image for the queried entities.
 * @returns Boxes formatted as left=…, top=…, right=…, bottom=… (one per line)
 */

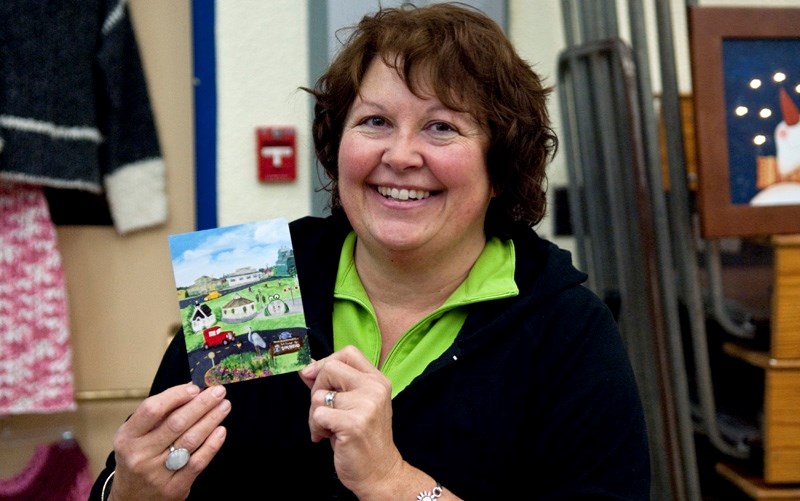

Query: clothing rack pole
left=0, top=418, right=76, bottom=447
left=558, top=38, right=685, bottom=501
left=704, top=240, right=756, bottom=340
left=653, top=0, right=748, bottom=461
left=557, top=0, right=720, bottom=497
left=75, top=388, right=149, bottom=402
left=625, top=2, right=704, bottom=499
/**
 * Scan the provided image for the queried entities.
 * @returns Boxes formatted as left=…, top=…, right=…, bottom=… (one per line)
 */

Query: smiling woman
left=91, top=4, right=649, bottom=500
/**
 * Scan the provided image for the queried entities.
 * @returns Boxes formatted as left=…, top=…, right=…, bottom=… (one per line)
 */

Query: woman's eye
left=361, top=116, right=386, bottom=127
left=430, top=121, right=456, bottom=133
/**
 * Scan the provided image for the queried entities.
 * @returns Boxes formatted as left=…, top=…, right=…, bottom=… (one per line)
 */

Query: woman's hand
left=108, top=383, right=231, bottom=501
left=299, top=346, right=404, bottom=498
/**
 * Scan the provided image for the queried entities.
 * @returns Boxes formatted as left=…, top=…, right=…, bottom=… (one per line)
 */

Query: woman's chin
left=373, top=231, right=427, bottom=253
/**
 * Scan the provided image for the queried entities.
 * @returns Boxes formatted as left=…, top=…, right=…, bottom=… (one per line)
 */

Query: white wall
left=215, top=1, right=311, bottom=226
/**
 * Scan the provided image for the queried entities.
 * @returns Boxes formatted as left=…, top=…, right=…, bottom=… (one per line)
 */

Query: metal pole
left=655, top=0, right=748, bottom=462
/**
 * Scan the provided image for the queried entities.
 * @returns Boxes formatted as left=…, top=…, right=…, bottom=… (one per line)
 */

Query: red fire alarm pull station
left=256, top=126, right=296, bottom=182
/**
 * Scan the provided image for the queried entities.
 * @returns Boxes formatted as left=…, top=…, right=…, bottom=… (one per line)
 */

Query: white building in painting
left=221, top=294, right=258, bottom=323
left=190, top=302, right=216, bottom=333
left=225, top=267, right=262, bottom=287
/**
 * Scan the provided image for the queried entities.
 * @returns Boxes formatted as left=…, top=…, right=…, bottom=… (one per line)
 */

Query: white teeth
left=377, top=186, right=431, bottom=200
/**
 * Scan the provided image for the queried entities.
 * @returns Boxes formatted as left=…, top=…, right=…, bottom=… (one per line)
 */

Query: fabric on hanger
left=0, top=435, right=92, bottom=500
left=0, top=0, right=167, bottom=234
left=0, top=181, right=76, bottom=415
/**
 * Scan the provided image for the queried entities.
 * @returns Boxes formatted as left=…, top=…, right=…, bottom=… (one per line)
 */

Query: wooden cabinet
left=718, top=236, right=800, bottom=497
left=722, top=343, right=800, bottom=483
left=771, top=235, right=800, bottom=360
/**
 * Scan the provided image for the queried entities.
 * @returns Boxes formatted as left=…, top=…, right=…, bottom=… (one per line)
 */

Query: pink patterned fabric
left=0, top=181, right=76, bottom=415
left=0, top=439, right=93, bottom=500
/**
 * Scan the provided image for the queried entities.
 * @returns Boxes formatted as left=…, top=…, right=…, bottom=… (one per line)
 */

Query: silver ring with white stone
left=324, top=390, right=336, bottom=408
left=165, top=445, right=190, bottom=471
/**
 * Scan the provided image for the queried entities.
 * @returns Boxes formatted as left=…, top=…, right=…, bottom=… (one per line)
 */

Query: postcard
left=168, top=218, right=310, bottom=388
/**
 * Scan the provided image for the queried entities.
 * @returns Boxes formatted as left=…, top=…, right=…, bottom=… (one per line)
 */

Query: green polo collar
left=333, top=231, right=518, bottom=397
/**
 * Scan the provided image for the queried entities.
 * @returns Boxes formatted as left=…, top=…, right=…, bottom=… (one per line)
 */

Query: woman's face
left=338, top=58, right=492, bottom=258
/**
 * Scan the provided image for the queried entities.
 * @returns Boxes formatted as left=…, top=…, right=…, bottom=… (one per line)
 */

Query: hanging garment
left=0, top=437, right=93, bottom=501
left=0, top=182, right=75, bottom=415
left=0, top=0, right=167, bottom=235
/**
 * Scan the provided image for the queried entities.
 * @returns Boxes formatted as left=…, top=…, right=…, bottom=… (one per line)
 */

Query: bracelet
left=101, top=470, right=115, bottom=501
left=416, top=482, right=443, bottom=501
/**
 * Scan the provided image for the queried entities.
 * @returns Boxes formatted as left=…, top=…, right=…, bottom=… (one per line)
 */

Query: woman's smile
left=375, top=185, right=432, bottom=201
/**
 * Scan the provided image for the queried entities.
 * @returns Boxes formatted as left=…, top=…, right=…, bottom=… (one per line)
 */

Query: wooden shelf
left=723, top=343, right=800, bottom=370
left=719, top=237, right=800, bottom=490
left=720, top=342, right=800, bottom=484
left=770, top=236, right=800, bottom=359
left=716, top=463, right=800, bottom=500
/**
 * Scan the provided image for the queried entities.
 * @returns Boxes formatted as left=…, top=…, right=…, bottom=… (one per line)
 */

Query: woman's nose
left=381, top=131, right=423, bottom=170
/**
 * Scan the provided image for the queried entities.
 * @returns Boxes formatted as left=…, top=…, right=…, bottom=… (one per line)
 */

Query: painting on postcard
left=168, top=218, right=310, bottom=388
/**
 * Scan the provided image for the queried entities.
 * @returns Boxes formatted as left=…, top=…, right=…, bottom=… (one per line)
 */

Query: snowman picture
left=751, top=87, right=800, bottom=206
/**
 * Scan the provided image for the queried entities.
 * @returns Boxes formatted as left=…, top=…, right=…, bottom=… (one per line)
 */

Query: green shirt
left=333, top=231, right=519, bottom=397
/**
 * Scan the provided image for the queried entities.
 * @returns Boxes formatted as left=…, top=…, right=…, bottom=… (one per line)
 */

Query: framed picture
left=689, top=6, right=800, bottom=238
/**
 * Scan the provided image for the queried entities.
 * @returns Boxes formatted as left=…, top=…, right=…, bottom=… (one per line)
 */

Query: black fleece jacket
left=91, top=213, right=650, bottom=500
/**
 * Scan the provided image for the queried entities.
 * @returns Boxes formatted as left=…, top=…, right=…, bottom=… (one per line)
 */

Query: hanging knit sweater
left=0, top=438, right=93, bottom=501
left=0, top=0, right=167, bottom=235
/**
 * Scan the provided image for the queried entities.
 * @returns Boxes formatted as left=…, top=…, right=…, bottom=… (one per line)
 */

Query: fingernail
left=214, top=426, right=227, bottom=440
left=211, top=385, right=226, bottom=398
left=187, top=384, right=200, bottom=396
left=301, top=360, right=317, bottom=375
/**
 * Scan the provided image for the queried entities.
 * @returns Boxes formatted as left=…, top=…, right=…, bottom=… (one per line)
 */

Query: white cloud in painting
left=169, top=218, right=291, bottom=287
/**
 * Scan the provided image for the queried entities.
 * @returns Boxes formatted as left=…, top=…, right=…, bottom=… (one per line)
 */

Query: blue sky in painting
left=168, top=218, right=292, bottom=288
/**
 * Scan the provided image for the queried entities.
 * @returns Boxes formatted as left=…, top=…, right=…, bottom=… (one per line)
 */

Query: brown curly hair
left=303, top=2, right=558, bottom=228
